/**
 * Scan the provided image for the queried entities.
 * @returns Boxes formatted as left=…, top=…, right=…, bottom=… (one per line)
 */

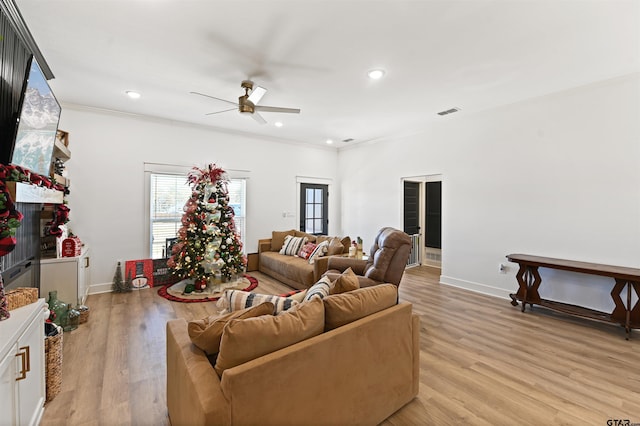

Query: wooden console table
left=506, top=254, right=640, bottom=339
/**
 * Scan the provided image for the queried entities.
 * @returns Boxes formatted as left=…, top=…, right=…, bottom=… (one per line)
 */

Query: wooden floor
left=41, top=267, right=640, bottom=425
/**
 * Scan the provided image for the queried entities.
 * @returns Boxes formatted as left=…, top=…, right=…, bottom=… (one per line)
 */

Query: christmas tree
left=167, top=164, right=246, bottom=290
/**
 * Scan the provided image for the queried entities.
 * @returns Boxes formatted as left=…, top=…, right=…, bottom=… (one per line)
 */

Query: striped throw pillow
left=279, top=235, right=308, bottom=256
left=308, top=240, right=329, bottom=264
left=298, top=242, right=317, bottom=260
left=303, top=276, right=332, bottom=302
left=220, top=290, right=299, bottom=314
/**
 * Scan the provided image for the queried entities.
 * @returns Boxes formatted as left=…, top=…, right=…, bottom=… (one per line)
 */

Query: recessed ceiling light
left=326, top=139, right=333, bottom=145
left=125, top=90, right=141, bottom=99
left=367, top=69, right=385, bottom=80
left=274, top=121, right=283, bottom=128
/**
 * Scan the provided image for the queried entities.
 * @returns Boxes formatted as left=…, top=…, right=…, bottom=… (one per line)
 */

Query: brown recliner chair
left=324, top=227, right=412, bottom=287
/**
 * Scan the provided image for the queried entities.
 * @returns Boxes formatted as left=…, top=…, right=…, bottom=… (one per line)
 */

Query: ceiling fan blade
left=190, top=91, right=238, bottom=106
left=254, top=105, right=301, bottom=114
left=251, top=112, right=267, bottom=125
left=205, top=108, right=237, bottom=116
left=247, top=86, right=267, bottom=105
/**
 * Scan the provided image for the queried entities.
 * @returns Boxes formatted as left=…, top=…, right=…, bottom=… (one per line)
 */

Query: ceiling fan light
left=367, top=69, right=385, bottom=80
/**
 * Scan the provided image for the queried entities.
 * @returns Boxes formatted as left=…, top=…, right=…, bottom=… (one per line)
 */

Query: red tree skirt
left=157, top=274, right=258, bottom=303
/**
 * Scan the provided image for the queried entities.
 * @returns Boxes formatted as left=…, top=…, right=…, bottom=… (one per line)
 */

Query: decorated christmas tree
left=167, top=164, right=246, bottom=290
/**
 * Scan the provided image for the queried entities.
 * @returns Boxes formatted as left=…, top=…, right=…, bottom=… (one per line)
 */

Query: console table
left=506, top=254, right=640, bottom=339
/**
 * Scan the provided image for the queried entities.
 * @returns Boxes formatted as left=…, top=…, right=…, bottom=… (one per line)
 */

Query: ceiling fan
left=191, top=80, right=300, bottom=125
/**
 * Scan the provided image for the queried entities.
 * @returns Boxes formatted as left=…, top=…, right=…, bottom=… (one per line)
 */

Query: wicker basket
left=44, top=329, right=63, bottom=402
left=6, top=287, right=39, bottom=311
left=78, top=306, right=90, bottom=324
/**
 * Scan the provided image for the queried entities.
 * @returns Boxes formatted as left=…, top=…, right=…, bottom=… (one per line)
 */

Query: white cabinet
left=0, top=299, right=46, bottom=426
left=40, top=246, right=91, bottom=305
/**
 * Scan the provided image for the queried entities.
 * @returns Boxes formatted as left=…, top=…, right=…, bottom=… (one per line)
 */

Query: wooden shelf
left=53, top=139, right=71, bottom=162
left=6, top=181, right=64, bottom=204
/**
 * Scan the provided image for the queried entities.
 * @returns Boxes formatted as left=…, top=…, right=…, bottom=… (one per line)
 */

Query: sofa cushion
left=219, top=290, right=299, bottom=314
left=323, top=283, right=398, bottom=331
left=325, top=237, right=344, bottom=255
left=298, top=242, right=317, bottom=260
left=303, top=276, right=331, bottom=301
left=271, top=230, right=296, bottom=252
left=259, top=252, right=316, bottom=286
left=308, top=240, right=329, bottom=264
left=294, top=230, right=317, bottom=242
left=187, top=302, right=274, bottom=355
left=279, top=235, right=308, bottom=256
left=329, top=267, right=360, bottom=295
left=214, top=297, right=324, bottom=376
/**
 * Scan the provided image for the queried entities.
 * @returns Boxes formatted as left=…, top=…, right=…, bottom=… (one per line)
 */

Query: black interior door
left=425, top=181, right=441, bottom=248
left=403, top=181, right=420, bottom=235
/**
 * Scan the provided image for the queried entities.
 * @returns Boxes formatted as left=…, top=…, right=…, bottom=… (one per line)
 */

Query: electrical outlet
left=498, top=263, right=507, bottom=274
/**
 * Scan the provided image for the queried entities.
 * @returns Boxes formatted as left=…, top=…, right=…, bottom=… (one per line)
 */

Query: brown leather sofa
left=324, top=227, right=412, bottom=287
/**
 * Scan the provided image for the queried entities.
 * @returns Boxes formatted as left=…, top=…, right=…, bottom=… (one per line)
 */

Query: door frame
left=400, top=174, right=442, bottom=268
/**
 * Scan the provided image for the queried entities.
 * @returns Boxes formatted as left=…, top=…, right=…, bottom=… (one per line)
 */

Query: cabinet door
left=41, top=259, right=78, bottom=306
left=0, top=344, right=18, bottom=425
left=77, top=251, right=90, bottom=304
left=16, top=315, right=45, bottom=426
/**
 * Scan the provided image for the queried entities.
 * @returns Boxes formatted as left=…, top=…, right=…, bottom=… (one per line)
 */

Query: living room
left=1, top=0, right=639, bottom=425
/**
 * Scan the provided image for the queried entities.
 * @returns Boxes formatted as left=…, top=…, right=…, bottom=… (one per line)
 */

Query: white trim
left=439, top=274, right=511, bottom=300
left=87, top=282, right=114, bottom=295
left=295, top=175, right=333, bottom=184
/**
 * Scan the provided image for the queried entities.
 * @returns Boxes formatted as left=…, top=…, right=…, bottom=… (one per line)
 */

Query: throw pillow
left=218, top=290, right=299, bottom=314
left=271, top=230, right=295, bottom=252
left=303, top=276, right=331, bottom=302
left=187, top=302, right=274, bottom=355
left=327, top=237, right=346, bottom=256
left=214, top=297, right=324, bottom=376
left=323, top=283, right=398, bottom=331
left=298, top=242, right=317, bottom=260
left=329, top=267, right=360, bottom=295
left=279, top=235, right=308, bottom=256
left=307, top=240, right=329, bottom=264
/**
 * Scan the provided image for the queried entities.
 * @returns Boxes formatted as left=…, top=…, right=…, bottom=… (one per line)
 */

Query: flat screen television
left=5, top=55, right=61, bottom=177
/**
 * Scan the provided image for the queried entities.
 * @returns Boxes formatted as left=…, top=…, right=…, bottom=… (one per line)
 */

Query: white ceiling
left=15, top=0, right=640, bottom=148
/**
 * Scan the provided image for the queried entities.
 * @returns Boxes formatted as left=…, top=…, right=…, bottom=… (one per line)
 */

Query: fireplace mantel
left=6, top=181, right=64, bottom=204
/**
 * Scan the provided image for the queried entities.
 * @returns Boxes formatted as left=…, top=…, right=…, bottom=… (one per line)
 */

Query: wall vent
left=437, top=107, right=460, bottom=116
left=342, top=138, right=354, bottom=143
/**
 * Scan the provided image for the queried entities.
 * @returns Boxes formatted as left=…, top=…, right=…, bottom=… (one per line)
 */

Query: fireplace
left=0, top=202, right=41, bottom=291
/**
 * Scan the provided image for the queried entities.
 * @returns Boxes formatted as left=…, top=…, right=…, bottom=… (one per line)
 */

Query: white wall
left=338, top=73, right=640, bottom=312
left=58, top=108, right=339, bottom=289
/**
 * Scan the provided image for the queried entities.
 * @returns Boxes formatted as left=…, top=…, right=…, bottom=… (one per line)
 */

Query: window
left=299, top=183, right=328, bottom=235
left=149, top=173, right=246, bottom=258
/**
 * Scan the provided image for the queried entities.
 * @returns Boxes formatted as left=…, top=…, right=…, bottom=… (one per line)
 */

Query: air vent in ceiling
left=437, top=107, right=460, bottom=116
left=342, top=138, right=355, bottom=143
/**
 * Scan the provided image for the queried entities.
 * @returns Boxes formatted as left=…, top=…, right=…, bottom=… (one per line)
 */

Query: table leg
left=511, top=264, right=542, bottom=311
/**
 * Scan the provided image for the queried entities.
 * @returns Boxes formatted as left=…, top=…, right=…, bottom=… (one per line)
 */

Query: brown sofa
left=258, top=230, right=350, bottom=290
left=166, top=286, right=420, bottom=426
left=325, top=227, right=412, bottom=288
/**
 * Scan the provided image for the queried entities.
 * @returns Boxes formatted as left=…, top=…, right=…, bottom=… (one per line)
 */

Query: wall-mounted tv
left=7, top=55, right=61, bottom=177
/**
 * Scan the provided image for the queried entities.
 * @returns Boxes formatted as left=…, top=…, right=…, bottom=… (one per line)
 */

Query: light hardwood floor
left=40, top=267, right=640, bottom=425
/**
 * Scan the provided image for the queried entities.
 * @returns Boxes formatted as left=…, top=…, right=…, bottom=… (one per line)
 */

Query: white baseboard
left=88, top=282, right=113, bottom=296
left=439, top=275, right=511, bottom=300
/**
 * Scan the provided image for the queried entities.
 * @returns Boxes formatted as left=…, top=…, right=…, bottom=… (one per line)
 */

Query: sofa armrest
left=166, top=319, right=230, bottom=425
left=312, top=255, right=332, bottom=281
left=326, top=256, right=368, bottom=275
left=258, top=238, right=272, bottom=253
